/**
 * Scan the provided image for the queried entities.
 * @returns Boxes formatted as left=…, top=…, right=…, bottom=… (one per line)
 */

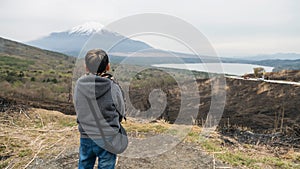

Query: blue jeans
left=78, top=138, right=117, bottom=169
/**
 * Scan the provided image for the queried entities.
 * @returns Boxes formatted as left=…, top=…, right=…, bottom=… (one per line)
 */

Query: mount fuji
left=26, top=22, right=233, bottom=65
left=27, top=22, right=153, bottom=56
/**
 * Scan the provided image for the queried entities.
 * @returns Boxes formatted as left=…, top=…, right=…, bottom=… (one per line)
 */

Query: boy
left=74, top=49, right=125, bottom=169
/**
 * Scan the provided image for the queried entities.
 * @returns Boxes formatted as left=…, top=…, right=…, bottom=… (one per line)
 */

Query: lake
left=152, top=63, right=274, bottom=76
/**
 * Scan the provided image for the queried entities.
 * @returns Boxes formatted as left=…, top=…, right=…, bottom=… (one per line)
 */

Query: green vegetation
left=0, top=56, right=34, bottom=71
left=18, top=149, right=33, bottom=157
left=58, top=118, right=78, bottom=127
left=0, top=37, right=75, bottom=103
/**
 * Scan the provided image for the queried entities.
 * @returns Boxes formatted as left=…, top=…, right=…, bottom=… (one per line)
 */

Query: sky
left=0, top=0, right=299, bottom=57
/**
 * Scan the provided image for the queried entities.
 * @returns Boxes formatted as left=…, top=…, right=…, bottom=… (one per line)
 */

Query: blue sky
left=0, top=0, right=299, bottom=57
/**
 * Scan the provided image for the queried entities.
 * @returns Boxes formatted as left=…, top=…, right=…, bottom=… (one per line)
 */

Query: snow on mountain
left=26, top=22, right=153, bottom=56
left=68, top=22, right=104, bottom=35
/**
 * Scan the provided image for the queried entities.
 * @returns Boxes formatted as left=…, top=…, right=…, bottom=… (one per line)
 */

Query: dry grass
left=184, top=129, right=300, bottom=169
left=0, top=108, right=79, bottom=169
left=1, top=108, right=300, bottom=169
left=122, top=118, right=170, bottom=136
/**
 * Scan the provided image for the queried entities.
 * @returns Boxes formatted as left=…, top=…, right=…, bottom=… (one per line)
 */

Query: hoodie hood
left=76, top=74, right=112, bottom=99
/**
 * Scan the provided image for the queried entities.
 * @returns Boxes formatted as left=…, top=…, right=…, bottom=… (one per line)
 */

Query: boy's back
left=74, top=73, right=125, bottom=138
left=73, top=49, right=125, bottom=169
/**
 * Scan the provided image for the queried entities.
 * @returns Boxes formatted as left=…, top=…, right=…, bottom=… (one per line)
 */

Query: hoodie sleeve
left=112, top=83, right=126, bottom=121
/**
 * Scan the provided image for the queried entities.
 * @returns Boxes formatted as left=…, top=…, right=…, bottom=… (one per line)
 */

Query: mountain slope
left=27, top=22, right=153, bottom=56
left=224, top=53, right=300, bottom=71
left=0, top=37, right=73, bottom=66
left=0, top=37, right=75, bottom=114
left=252, top=59, right=300, bottom=71
left=237, top=53, right=300, bottom=61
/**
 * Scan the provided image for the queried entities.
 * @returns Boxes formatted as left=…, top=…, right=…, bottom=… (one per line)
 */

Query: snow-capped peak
left=69, top=22, right=104, bottom=35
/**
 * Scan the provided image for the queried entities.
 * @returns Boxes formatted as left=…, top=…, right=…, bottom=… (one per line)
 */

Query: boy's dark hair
left=85, top=49, right=109, bottom=74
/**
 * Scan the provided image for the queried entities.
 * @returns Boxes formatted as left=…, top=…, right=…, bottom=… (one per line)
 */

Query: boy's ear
left=105, top=63, right=110, bottom=71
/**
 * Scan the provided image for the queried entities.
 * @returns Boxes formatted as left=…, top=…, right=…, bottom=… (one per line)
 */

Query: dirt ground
left=115, top=142, right=232, bottom=169
left=29, top=141, right=232, bottom=169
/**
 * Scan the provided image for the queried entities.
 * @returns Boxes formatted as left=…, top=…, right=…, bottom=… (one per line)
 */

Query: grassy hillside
left=0, top=37, right=211, bottom=114
left=0, top=37, right=75, bottom=113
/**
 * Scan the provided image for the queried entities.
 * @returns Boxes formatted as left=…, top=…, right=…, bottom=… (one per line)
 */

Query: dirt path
left=116, top=142, right=232, bottom=169
left=29, top=141, right=233, bottom=169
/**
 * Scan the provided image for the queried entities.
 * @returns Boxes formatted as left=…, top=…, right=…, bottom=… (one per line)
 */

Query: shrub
left=51, top=78, right=58, bottom=83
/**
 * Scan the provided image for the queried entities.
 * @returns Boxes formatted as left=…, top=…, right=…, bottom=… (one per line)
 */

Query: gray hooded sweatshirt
left=74, top=74, right=125, bottom=138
